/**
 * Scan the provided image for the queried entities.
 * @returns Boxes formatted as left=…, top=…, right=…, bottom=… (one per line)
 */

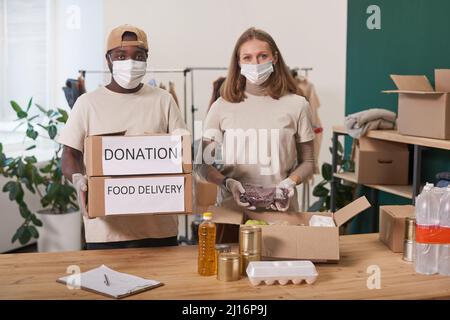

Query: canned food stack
left=239, top=225, right=262, bottom=276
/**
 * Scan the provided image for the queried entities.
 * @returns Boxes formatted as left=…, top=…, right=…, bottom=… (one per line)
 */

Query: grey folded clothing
left=345, top=108, right=397, bottom=139
left=240, top=183, right=289, bottom=210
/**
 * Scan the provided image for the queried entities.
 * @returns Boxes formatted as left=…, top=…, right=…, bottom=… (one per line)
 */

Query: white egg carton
left=246, top=261, right=318, bottom=286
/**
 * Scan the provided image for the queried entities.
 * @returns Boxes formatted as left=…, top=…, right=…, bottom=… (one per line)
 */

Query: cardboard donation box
left=379, top=205, right=415, bottom=253
left=355, top=137, right=409, bottom=185
left=209, top=196, right=371, bottom=262
left=85, top=133, right=192, bottom=176
left=87, top=174, right=192, bottom=218
left=383, top=69, right=450, bottom=139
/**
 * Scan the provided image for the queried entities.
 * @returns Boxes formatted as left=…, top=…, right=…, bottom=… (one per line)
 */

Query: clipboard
left=57, top=265, right=164, bottom=299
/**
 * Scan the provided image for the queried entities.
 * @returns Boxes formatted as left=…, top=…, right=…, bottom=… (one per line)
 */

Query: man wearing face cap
left=58, top=25, right=188, bottom=250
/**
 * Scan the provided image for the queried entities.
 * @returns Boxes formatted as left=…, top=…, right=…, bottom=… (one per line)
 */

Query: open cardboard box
left=87, top=174, right=192, bottom=218
left=355, top=137, right=409, bottom=185
left=85, top=131, right=192, bottom=177
left=209, top=196, right=371, bottom=262
left=383, top=69, right=450, bottom=140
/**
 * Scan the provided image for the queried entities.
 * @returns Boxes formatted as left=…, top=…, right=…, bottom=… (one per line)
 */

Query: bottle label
left=416, top=225, right=450, bottom=244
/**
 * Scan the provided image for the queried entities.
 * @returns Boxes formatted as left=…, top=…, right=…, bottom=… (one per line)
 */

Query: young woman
left=197, top=27, right=315, bottom=216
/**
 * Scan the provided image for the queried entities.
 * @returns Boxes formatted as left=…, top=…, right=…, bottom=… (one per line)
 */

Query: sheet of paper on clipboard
left=57, top=265, right=163, bottom=299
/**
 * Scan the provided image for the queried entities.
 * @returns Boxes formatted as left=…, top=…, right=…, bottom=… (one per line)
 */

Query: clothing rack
left=79, top=65, right=314, bottom=244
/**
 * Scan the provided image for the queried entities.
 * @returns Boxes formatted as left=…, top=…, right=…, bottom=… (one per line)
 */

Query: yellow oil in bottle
left=198, top=212, right=217, bottom=276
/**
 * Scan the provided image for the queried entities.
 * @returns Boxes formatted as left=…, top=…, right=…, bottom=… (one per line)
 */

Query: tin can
left=217, top=252, right=240, bottom=281
left=239, top=225, right=261, bottom=254
left=240, top=252, right=261, bottom=276
left=215, top=244, right=231, bottom=274
left=403, top=217, right=416, bottom=262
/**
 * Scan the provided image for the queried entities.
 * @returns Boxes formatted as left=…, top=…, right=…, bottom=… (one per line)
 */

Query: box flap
left=390, top=75, right=434, bottom=92
left=383, top=205, right=415, bottom=218
left=333, top=196, right=371, bottom=227
left=358, top=137, right=408, bottom=153
left=208, top=205, right=244, bottom=225
left=435, top=69, right=450, bottom=92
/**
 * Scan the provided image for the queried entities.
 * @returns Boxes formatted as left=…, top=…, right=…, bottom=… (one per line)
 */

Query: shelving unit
left=330, top=125, right=450, bottom=213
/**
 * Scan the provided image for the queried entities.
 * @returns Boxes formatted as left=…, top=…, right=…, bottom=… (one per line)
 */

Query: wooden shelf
left=334, top=172, right=413, bottom=199
left=332, top=125, right=450, bottom=151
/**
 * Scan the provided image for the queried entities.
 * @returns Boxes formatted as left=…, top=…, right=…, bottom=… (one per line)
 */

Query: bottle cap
left=203, top=212, right=213, bottom=219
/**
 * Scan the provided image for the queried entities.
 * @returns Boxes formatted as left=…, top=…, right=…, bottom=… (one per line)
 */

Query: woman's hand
left=271, top=177, right=297, bottom=212
left=225, top=178, right=253, bottom=209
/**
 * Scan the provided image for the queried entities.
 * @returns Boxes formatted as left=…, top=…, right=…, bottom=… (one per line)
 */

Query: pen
left=104, top=274, right=110, bottom=286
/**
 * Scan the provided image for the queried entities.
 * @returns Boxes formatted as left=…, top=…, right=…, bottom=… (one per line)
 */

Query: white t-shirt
left=203, top=92, right=314, bottom=211
left=57, top=84, right=187, bottom=243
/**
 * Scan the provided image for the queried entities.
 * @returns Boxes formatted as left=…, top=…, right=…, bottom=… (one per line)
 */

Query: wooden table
left=0, top=234, right=449, bottom=300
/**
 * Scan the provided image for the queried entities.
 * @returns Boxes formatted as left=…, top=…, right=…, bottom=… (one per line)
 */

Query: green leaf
left=2, top=180, right=15, bottom=193
left=17, top=160, right=25, bottom=176
left=322, top=163, right=332, bottom=181
left=31, top=215, right=43, bottom=227
left=48, top=125, right=57, bottom=139
left=26, top=145, right=36, bottom=151
left=26, top=98, right=33, bottom=112
left=313, top=185, right=329, bottom=198
left=18, top=228, right=31, bottom=245
left=24, top=156, right=37, bottom=164
left=26, top=124, right=38, bottom=140
left=10, top=101, right=22, bottom=113
left=11, top=226, right=25, bottom=244
left=15, top=182, right=24, bottom=202
left=17, top=111, right=28, bottom=119
left=56, top=108, right=68, bottom=123
left=19, top=203, right=31, bottom=219
left=0, top=143, right=3, bottom=153
left=28, top=225, right=39, bottom=239
left=27, top=115, right=39, bottom=122
left=35, top=103, right=47, bottom=114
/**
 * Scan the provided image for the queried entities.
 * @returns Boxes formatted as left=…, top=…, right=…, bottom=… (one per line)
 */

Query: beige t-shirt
left=203, top=92, right=314, bottom=211
left=57, top=84, right=187, bottom=243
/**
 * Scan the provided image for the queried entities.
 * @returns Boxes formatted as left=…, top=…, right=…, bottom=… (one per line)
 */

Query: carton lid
left=358, top=137, right=408, bottom=153
left=333, top=196, right=371, bottom=227
left=382, top=205, right=415, bottom=218
left=208, top=205, right=244, bottom=225
left=435, top=69, right=450, bottom=92
left=383, top=75, right=444, bottom=94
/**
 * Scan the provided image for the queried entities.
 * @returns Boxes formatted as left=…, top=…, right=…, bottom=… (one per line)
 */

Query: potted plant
left=0, top=99, right=81, bottom=252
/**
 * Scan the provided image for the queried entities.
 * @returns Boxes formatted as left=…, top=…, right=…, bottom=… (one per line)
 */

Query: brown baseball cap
left=106, top=24, right=149, bottom=52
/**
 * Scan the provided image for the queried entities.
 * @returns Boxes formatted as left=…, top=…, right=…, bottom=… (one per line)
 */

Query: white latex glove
left=225, top=178, right=253, bottom=209
left=72, top=173, right=88, bottom=218
left=270, top=178, right=297, bottom=212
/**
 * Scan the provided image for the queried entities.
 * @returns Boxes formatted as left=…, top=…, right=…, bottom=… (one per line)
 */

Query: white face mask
left=240, top=61, right=274, bottom=85
left=110, top=56, right=147, bottom=89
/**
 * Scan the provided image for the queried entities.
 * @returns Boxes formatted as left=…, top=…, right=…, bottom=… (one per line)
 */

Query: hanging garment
left=168, top=81, right=180, bottom=107
left=295, top=76, right=322, bottom=175
left=344, top=108, right=396, bottom=139
left=62, top=75, right=86, bottom=109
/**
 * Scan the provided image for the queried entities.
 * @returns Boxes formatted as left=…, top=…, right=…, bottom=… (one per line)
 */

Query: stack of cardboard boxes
left=85, top=132, right=193, bottom=218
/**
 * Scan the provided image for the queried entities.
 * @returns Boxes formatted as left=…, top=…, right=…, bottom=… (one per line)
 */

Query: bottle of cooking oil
left=198, top=212, right=216, bottom=276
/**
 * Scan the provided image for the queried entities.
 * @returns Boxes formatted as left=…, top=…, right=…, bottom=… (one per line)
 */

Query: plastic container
left=439, top=187, right=450, bottom=276
left=198, top=212, right=216, bottom=276
left=415, top=183, right=439, bottom=275
left=246, top=261, right=318, bottom=286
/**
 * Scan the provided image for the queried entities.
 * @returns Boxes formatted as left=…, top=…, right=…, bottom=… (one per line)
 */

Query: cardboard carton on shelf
left=383, top=69, right=450, bottom=140
left=355, top=137, right=409, bottom=185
